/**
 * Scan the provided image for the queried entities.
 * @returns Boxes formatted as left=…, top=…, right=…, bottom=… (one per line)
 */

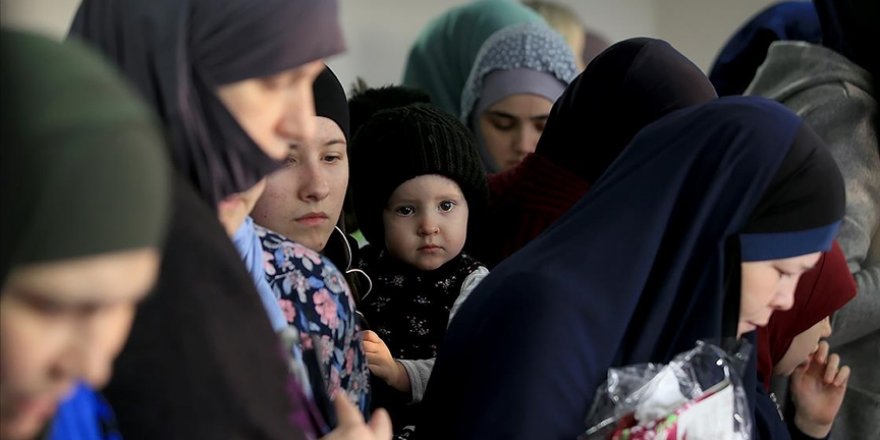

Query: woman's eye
left=534, top=121, right=547, bottom=132
left=438, top=200, right=456, bottom=212
left=776, top=268, right=793, bottom=278
left=37, top=302, right=66, bottom=316
left=23, top=294, right=68, bottom=317
left=261, top=74, right=289, bottom=91
left=490, top=120, right=515, bottom=131
left=323, top=154, right=342, bottom=164
left=486, top=115, right=516, bottom=131
left=285, top=156, right=298, bottom=166
left=395, top=206, right=415, bottom=216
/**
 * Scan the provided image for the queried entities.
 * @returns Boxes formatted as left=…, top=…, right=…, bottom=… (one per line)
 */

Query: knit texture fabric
left=350, top=103, right=488, bottom=248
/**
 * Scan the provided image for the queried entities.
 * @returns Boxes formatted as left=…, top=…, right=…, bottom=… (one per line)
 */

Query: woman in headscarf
left=416, top=97, right=846, bottom=439
left=473, top=38, right=717, bottom=267
left=68, top=0, right=391, bottom=438
left=709, top=1, right=822, bottom=97
left=460, top=22, right=578, bottom=172
left=402, top=0, right=544, bottom=114
left=1, top=31, right=170, bottom=440
left=756, top=241, right=856, bottom=438
left=253, top=66, right=352, bottom=257
left=746, top=1, right=879, bottom=436
left=249, top=65, right=371, bottom=418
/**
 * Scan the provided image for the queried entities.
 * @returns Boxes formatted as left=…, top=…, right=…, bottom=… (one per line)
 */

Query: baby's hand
left=790, top=341, right=849, bottom=438
left=362, top=330, right=409, bottom=391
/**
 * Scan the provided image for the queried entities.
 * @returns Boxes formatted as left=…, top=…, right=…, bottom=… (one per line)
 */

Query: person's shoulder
left=459, top=252, right=487, bottom=273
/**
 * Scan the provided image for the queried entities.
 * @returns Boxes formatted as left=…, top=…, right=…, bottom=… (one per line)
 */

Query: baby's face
left=382, top=175, right=469, bottom=271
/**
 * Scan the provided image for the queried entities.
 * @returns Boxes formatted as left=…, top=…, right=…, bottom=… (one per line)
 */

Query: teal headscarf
left=0, top=31, right=171, bottom=284
left=402, top=0, right=545, bottom=114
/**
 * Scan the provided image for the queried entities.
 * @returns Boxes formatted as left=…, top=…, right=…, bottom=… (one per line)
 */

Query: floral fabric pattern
left=358, top=247, right=485, bottom=360
left=256, top=225, right=370, bottom=415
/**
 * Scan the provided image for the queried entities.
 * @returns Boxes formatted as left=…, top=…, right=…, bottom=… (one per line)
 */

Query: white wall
left=327, top=0, right=657, bottom=91
left=0, top=0, right=79, bottom=38
left=656, top=0, right=777, bottom=72
left=1, top=0, right=778, bottom=91
left=328, top=0, right=468, bottom=93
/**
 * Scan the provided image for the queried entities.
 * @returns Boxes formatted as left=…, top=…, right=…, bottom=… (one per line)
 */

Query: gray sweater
left=748, top=41, right=880, bottom=440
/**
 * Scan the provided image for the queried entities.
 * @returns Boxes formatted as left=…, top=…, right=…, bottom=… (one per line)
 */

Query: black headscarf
left=1, top=31, right=171, bottom=285
left=314, top=65, right=350, bottom=144
left=814, top=0, right=879, bottom=80
left=536, top=37, right=717, bottom=184
left=740, top=125, right=846, bottom=260
left=417, top=97, right=845, bottom=439
left=69, top=0, right=345, bottom=205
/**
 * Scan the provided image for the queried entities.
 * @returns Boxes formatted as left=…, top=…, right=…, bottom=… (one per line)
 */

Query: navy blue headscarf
left=709, top=1, right=821, bottom=96
left=416, top=97, right=845, bottom=440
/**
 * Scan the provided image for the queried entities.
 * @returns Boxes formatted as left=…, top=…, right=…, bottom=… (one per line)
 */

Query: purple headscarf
left=69, top=0, right=345, bottom=205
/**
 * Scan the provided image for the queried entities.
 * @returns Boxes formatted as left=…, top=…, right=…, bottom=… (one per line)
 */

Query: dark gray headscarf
left=1, top=31, right=171, bottom=285
left=69, top=0, right=346, bottom=205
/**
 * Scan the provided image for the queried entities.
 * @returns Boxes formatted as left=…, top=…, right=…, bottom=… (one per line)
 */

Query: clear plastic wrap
left=581, top=340, right=753, bottom=440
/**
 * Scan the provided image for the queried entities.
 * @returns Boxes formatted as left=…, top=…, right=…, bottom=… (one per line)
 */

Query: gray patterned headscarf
left=460, top=22, right=578, bottom=170
left=461, top=22, right=578, bottom=120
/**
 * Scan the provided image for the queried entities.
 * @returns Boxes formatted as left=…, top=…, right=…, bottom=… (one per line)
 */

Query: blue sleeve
left=50, top=383, right=121, bottom=440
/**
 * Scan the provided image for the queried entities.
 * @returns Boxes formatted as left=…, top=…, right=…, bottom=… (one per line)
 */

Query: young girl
left=758, top=241, right=856, bottom=439
left=417, top=97, right=846, bottom=440
left=248, top=66, right=371, bottom=421
left=349, top=103, right=489, bottom=432
left=460, top=22, right=578, bottom=172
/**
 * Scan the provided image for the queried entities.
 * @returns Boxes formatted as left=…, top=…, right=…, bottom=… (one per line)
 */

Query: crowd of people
left=1, top=0, right=876, bottom=439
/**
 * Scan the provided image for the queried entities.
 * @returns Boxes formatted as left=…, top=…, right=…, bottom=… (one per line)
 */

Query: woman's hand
left=362, top=330, right=410, bottom=392
left=322, top=394, right=392, bottom=440
left=790, top=341, right=849, bottom=438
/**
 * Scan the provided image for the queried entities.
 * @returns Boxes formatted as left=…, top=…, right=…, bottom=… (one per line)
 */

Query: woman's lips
left=11, top=395, right=58, bottom=421
left=295, top=212, right=328, bottom=227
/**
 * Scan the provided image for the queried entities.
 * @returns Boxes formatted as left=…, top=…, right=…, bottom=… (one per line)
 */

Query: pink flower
left=263, top=250, right=276, bottom=276
left=293, top=242, right=323, bottom=265
left=278, top=299, right=296, bottom=323
left=318, top=336, right=333, bottom=365
left=301, top=335, right=314, bottom=351
left=345, top=348, right=355, bottom=375
left=329, top=367, right=341, bottom=395
left=313, top=289, right=339, bottom=329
